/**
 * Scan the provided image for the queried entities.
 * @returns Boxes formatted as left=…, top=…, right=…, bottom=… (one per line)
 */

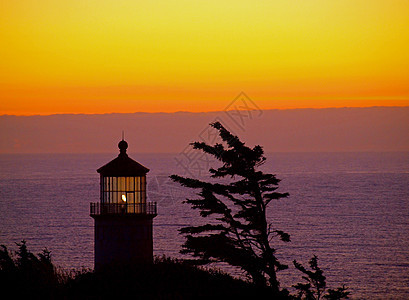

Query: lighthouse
left=90, top=139, right=157, bottom=270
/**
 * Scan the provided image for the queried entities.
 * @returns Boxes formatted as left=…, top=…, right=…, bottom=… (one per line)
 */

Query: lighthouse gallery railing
left=90, top=202, right=157, bottom=216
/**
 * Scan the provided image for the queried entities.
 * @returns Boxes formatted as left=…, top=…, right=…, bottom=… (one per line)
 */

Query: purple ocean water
left=0, top=152, right=408, bottom=299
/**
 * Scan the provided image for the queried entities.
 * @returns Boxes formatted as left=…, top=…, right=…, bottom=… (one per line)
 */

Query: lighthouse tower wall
left=93, top=215, right=154, bottom=271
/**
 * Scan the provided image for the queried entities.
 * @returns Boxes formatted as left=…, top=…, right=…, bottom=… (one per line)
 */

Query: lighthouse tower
left=90, top=139, right=157, bottom=270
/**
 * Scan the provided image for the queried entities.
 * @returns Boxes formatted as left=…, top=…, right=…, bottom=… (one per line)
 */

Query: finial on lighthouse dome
left=118, top=130, right=128, bottom=155
left=118, top=139, right=128, bottom=154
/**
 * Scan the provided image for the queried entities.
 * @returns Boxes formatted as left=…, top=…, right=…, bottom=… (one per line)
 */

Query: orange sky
left=1, top=0, right=409, bottom=115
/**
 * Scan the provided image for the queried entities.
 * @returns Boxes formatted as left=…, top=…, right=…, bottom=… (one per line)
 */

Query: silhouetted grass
left=0, top=243, right=275, bottom=299
left=62, top=256, right=275, bottom=299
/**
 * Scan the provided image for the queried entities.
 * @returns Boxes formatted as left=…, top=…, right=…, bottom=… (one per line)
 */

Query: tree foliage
left=0, top=240, right=60, bottom=298
left=292, top=256, right=350, bottom=300
left=170, top=121, right=290, bottom=295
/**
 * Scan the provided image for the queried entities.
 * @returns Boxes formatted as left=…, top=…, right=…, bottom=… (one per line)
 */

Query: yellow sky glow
left=1, top=0, right=408, bottom=115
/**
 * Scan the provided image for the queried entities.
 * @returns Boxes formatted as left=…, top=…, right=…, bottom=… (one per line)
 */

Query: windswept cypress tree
left=170, top=121, right=290, bottom=295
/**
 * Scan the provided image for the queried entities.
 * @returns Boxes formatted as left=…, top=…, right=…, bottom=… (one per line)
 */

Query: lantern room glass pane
left=118, top=177, right=125, bottom=191
left=126, top=192, right=134, bottom=213
left=126, top=177, right=134, bottom=190
left=135, top=191, right=140, bottom=204
left=142, top=190, right=146, bottom=204
left=120, top=193, right=126, bottom=203
left=141, top=176, right=146, bottom=191
left=129, top=193, right=134, bottom=203
left=112, top=177, right=117, bottom=191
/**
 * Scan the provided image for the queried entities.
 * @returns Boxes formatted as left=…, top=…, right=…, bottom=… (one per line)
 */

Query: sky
left=1, top=0, right=409, bottom=115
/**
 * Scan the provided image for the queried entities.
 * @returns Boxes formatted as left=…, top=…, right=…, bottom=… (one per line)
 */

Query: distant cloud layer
left=1, top=107, right=408, bottom=154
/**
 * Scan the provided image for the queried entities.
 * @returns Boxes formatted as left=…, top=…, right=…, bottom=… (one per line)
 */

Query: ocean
left=0, top=152, right=408, bottom=299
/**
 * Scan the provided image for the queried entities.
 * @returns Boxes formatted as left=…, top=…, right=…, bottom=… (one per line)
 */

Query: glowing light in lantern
left=122, top=194, right=126, bottom=202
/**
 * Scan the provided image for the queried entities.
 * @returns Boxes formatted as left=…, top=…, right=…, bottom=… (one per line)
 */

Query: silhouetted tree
left=0, top=241, right=60, bottom=298
left=292, top=256, right=350, bottom=300
left=170, top=122, right=290, bottom=295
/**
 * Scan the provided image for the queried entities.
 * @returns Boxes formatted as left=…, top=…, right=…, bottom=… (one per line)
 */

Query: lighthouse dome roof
left=97, top=140, right=149, bottom=176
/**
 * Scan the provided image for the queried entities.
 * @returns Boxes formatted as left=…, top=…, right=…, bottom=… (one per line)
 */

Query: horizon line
left=2, top=105, right=409, bottom=117
left=2, top=150, right=408, bottom=155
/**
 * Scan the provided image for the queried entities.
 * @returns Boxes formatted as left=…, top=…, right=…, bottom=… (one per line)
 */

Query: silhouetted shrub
left=0, top=241, right=61, bottom=299
left=1, top=243, right=280, bottom=299
left=64, top=256, right=276, bottom=299
left=292, top=256, right=350, bottom=300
